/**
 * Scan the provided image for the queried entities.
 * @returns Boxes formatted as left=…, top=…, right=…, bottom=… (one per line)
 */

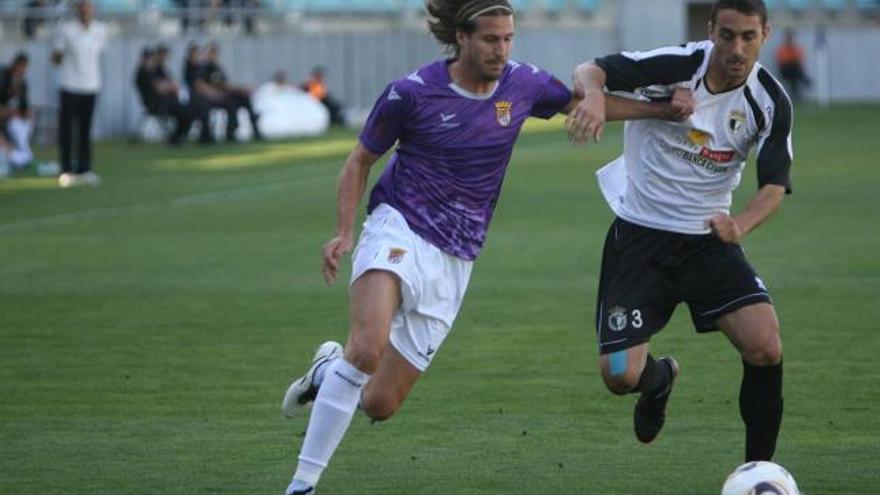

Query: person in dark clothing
left=23, top=0, right=51, bottom=40
left=775, top=29, right=810, bottom=102
left=221, top=0, right=261, bottom=35
left=172, top=0, right=208, bottom=33
left=200, top=41, right=262, bottom=141
left=134, top=45, right=197, bottom=145
left=1, top=53, right=35, bottom=169
left=182, top=43, right=217, bottom=143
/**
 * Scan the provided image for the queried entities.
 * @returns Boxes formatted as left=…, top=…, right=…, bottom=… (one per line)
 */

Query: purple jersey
left=359, top=59, right=571, bottom=260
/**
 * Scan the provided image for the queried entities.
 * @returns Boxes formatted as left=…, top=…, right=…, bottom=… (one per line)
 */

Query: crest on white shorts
left=388, top=247, right=407, bottom=264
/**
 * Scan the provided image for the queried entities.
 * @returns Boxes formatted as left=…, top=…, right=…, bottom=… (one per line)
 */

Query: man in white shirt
left=52, top=0, right=106, bottom=187
left=567, top=0, right=792, bottom=463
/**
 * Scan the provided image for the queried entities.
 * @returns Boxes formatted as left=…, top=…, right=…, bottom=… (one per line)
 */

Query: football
left=722, top=461, right=800, bottom=495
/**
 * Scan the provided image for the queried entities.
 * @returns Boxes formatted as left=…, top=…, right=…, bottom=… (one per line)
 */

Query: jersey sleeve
left=530, top=74, right=572, bottom=119
left=755, top=70, right=794, bottom=193
left=595, top=42, right=707, bottom=93
left=358, top=82, right=411, bottom=156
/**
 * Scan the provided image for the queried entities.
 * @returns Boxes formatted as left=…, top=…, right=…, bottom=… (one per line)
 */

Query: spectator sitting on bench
left=134, top=45, right=195, bottom=145
left=198, top=41, right=262, bottom=142
left=301, top=65, right=345, bottom=126
left=182, top=43, right=214, bottom=144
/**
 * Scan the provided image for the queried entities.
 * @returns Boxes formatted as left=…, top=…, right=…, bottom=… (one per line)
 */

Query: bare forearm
left=335, top=145, right=377, bottom=236
left=734, top=185, right=786, bottom=236
left=605, top=94, right=667, bottom=121
left=572, top=61, right=606, bottom=98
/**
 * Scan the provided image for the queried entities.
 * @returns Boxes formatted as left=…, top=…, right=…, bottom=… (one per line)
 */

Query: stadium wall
left=0, top=24, right=876, bottom=139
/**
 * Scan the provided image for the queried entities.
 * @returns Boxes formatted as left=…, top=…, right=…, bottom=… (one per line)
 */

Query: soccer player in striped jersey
left=278, top=1, right=692, bottom=493
left=567, top=0, right=792, bottom=462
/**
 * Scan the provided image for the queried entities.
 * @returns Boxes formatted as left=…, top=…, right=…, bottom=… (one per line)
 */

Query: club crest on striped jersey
left=495, top=100, right=512, bottom=127
left=728, top=110, right=746, bottom=133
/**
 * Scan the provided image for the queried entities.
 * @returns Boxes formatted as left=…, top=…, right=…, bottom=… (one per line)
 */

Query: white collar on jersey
left=447, top=80, right=499, bottom=100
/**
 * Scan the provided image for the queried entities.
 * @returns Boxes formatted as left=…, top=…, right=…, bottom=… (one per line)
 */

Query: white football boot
left=281, top=341, right=343, bottom=418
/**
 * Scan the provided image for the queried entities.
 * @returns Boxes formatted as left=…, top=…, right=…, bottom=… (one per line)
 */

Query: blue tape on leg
left=609, top=350, right=627, bottom=376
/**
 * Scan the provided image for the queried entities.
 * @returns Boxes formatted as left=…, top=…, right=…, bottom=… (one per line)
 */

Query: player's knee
left=601, top=368, right=640, bottom=395
left=360, top=393, right=400, bottom=422
left=741, top=331, right=783, bottom=366
left=344, top=342, right=383, bottom=374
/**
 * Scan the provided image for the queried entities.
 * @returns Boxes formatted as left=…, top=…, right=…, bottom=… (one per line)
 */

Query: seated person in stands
left=134, top=45, right=195, bottom=145
left=301, top=65, right=345, bottom=126
left=221, top=0, right=261, bottom=36
left=0, top=52, right=36, bottom=170
left=182, top=42, right=217, bottom=143
left=23, top=0, right=53, bottom=40
left=197, top=41, right=262, bottom=141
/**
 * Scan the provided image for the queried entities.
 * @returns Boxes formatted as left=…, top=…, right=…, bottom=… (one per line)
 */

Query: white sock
left=7, top=117, right=33, bottom=168
left=312, top=356, right=335, bottom=388
left=292, top=358, right=370, bottom=487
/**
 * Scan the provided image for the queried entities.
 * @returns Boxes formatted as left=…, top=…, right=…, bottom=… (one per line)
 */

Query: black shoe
left=285, top=481, right=315, bottom=495
left=634, top=356, right=679, bottom=444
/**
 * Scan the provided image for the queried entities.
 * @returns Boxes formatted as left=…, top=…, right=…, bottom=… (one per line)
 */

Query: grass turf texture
left=1, top=105, right=878, bottom=494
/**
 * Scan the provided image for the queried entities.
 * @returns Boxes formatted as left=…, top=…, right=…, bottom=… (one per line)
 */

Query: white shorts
left=351, top=203, right=473, bottom=372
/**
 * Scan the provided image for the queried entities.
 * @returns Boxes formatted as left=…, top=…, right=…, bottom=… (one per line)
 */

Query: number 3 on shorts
left=631, top=309, right=643, bottom=329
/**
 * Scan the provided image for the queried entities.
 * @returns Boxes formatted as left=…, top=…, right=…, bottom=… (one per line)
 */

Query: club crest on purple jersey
left=495, top=100, right=512, bottom=127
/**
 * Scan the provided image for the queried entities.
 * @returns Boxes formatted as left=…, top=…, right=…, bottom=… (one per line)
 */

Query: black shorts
left=596, top=217, right=772, bottom=355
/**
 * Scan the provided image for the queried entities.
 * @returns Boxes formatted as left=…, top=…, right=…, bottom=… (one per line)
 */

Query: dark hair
left=710, top=0, right=768, bottom=26
left=425, top=0, right=513, bottom=55
left=12, top=51, right=28, bottom=66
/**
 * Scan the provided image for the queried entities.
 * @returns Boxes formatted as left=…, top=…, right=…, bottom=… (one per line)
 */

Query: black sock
left=740, top=360, right=783, bottom=461
left=633, top=354, right=672, bottom=396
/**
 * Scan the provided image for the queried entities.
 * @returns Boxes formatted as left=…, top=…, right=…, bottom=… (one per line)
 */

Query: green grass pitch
left=1, top=104, right=878, bottom=494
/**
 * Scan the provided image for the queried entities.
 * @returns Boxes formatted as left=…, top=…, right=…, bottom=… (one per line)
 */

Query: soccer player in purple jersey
left=278, top=2, right=692, bottom=493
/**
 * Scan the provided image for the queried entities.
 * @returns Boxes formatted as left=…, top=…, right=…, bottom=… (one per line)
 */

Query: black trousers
left=153, top=96, right=196, bottom=143
left=222, top=92, right=260, bottom=140
left=58, top=90, right=97, bottom=174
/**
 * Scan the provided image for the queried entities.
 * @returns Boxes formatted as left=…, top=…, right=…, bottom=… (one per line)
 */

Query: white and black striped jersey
left=594, top=40, right=793, bottom=235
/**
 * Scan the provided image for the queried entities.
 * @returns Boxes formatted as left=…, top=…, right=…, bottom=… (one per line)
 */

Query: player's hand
left=321, top=233, right=353, bottom=285
left=565, top=89, right=605, bottom=146
left=709, top=214, right=743, bottom=243
left=665, top=87, right=695, bottom=122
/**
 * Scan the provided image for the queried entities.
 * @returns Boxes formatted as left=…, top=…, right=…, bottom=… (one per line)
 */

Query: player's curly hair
left=425, top=0, right=513, bottom=55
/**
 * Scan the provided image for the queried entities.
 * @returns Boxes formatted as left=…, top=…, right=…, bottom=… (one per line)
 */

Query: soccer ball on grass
left=721, top=461, right=799, bottom=495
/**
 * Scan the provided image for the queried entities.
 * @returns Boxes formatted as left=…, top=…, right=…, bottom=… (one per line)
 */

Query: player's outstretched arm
left=709, top=184, right=786, bottom=243
left=565, top=61, right=607, bottom=145
left=321, top=143, right=381, bottom=285
left=604, top=88, right=695, bottom=122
